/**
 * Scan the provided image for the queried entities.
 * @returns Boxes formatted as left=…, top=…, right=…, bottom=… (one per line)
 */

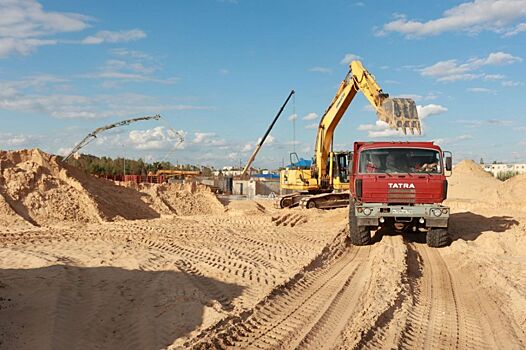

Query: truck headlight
left=363, top=207, right=372, bottom=216
left=431, top=208, right=442, bottom=217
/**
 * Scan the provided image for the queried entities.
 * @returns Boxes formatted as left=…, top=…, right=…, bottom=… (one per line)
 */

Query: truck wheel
left=349, top=202, right=371, bottom=246
left=426, top=228, right=450, bottom=247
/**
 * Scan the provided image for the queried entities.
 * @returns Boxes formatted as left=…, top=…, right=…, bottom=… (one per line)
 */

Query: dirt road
left=188, top=207, right=526, bottom=350
left=1, top=200, right=525, bottom=349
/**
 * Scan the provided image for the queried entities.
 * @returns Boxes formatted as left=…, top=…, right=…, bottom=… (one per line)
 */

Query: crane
left=62, top=114, right=184, bottom=163
left=277, top=60, right=421, bottom=209
left=241, top=90, right=295, bottom=177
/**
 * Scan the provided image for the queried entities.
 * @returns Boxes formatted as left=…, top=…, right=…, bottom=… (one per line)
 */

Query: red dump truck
left=349, top=141, right=452, bottom=247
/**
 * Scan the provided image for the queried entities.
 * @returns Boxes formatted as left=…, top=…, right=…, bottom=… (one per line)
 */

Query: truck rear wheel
left=349, top=201, right=371, bottom=246
left=426, top=228, right=450, bottom=247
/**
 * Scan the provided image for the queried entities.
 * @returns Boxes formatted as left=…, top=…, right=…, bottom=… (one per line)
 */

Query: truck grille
left=387, top=188, right=416, bottom=203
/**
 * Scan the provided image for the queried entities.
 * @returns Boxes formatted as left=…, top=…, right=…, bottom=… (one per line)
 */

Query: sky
left=0, top=0, right=525, bottom=169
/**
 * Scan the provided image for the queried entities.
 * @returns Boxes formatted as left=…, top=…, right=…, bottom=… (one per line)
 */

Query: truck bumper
left=355, top=203, right=449, bottom=228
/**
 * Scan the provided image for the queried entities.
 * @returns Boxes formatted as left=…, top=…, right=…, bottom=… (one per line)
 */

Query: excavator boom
left=277, top=60, right=421, bottom=209
left=314, top=61, right=420, bottom=185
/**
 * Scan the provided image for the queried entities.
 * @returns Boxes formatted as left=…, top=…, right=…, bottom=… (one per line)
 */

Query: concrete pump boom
left=62, top=114, right=163, bottom=162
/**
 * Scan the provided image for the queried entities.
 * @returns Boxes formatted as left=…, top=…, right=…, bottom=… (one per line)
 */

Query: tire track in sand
left=360, top=238, right=511, bottom=350
left=189, top=233, right=372, bottom=349
left=401, top=242, right=526, bottom=350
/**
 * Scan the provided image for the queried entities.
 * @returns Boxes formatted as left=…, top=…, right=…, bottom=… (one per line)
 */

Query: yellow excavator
left=277, top=60, right=421, bottom=209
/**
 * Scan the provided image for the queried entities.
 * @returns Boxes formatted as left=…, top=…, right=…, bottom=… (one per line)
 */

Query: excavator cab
left=329, top=151, right=351, bottom=190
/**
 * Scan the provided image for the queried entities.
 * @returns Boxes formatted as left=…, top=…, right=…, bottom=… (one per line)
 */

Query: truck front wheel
left=349, top=202, right=371, bottom=246
left=426, top=228, right=450, bottom=247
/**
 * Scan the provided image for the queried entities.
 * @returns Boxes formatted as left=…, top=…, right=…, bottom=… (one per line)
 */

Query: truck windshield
left=359, top=148, right=442, bottom=174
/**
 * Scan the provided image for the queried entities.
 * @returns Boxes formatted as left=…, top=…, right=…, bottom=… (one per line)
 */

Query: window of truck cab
left=358, top=148, right=442, bottom=175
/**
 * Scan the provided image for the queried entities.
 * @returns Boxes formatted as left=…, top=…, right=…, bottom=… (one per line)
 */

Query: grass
left=497, top=171, right=519, bottom=181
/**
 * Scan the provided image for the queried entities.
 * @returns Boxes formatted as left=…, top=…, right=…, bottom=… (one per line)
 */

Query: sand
left=0, top=151, right=525, bottom=349
left=0, top=149, right=224, bottom=227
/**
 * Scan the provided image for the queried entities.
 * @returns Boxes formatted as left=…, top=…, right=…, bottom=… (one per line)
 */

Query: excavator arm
left=313, top=60, right=421, bottom=186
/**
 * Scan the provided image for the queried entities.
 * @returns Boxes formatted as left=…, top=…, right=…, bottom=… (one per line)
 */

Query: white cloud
left=128, top=126, right=184, bottom=151
left=357, top=104, right=448, bottom=137
left=308, top=66, right=332, bottom=74
left=219, top=68, right=230, bottom=75
left=302, top=112, right=319, bottom=121
left=57, top=147, right=72, bottom=156
left=286, top=140, right=301, bottom=145
left=81, top=29, right=146, bottom=44
left=396, top=92, right=440, bottom=101
left=419, top=52, right=522, bottom=82
left=257, top=134, right=275, bottom=144
left=0, top=132, right=38, bottom=148
left=341, top=53, right=362, bottom=65
left=193, top=132, right=216, bottom=144
left=483, top=74, right=505, bottom=80
left=434, top=134, right=474, bottom=146
left=0, top=37, right=57, bottom=57
left=82, top=62, right=178, bottom=85
left=0, top=1, right=147, bottom=57
left=109, top=48, right=152, bottom=60
left=191, top=132, right=227, bottom=146
left=242, top=143, right=253, bottom=152
left=503, top=22, right=526, bottom=36
left=502, top=80, right=523, bottom=86
left=380, top=0, right=526, bottom=38
left=416, top=104, right=448, bottom=119
left=288, top=113, right=298, bottom=121
left=103, top=59, right=157, bottom=74
left=305, top=123, right=318, bottom=129
left=0, top=0, right=90, bottom=57
left=0, top=78, right=210, bottom=119
left=357, top=121, right=406, bottom=138
left=467, top=87, right=496, bottom=93
left=0, top=0, right=89, bottom=38
left=479, top=51, right=522, bottom=65
left=456, top=118, right=514, bottom=127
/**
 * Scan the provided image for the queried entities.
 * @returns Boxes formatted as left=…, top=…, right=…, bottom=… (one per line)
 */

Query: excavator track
left=274, top=193, right=308, bottom=209
left=298, top=192, right=349, bottom=210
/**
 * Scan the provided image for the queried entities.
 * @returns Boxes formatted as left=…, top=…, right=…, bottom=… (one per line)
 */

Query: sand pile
left=447, top=160, right=526, bottom=212
left=0, top=149, right=223, bottom=227
left=0, top=149, right=102, bottom=226
left=497, top=173, right=526, bottom=211
left=137, top=183, right=224, bottom=216
left=447, top=160, right=500, bottom=205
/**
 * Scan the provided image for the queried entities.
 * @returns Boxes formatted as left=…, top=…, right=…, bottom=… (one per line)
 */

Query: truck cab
left=348, top=141, right=452, bottom=247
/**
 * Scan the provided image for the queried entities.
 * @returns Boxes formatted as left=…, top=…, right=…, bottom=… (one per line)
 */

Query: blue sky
left=1, top=0, right=525, bottom=168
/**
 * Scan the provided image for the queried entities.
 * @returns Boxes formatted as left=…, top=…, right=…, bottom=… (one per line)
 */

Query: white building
left=483, top=163, right=526, bottom=177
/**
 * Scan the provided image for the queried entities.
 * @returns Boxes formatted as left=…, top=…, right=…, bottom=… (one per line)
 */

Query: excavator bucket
left=377, top=98, right=421, bottom=135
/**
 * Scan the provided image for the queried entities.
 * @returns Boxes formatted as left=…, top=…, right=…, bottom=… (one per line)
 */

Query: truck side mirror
left=445, top=156, right=452, bottom=171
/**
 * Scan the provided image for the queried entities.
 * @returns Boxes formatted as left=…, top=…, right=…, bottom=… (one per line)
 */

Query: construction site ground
left=1, top=150, right=525, bottom=349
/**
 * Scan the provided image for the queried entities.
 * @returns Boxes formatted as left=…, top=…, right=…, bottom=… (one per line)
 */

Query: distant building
left=212, top=166, right=257, bottom=177
left=482, top=163, right=526, bottom=177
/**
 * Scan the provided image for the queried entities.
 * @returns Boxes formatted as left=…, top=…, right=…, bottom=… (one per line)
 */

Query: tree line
left=63, top=154, right=211, bottom=176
